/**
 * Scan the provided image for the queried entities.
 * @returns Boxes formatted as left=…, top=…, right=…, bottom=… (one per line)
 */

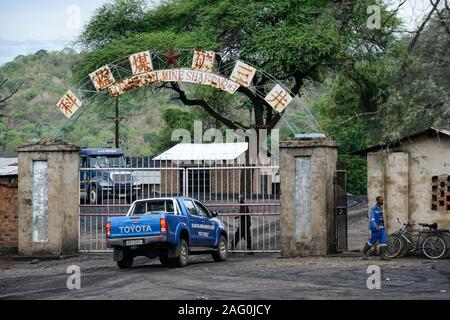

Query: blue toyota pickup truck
left=106, top=197, right=228, bottom=268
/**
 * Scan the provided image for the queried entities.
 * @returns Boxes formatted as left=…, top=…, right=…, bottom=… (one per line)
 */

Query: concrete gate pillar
left=280, top=137, right=338, bottom=256
left=17, top=142, right=80, bottom=257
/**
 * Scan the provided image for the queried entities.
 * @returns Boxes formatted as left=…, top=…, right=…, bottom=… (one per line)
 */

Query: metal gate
left=79, top=159, right=280, bottom=253
left=335, top=168, right=348, bottom=252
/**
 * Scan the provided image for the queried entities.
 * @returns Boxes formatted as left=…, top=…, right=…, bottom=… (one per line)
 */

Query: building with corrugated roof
left=0, top=153, right=18, bottom=177
left=154, top=143, right=279, bottom=199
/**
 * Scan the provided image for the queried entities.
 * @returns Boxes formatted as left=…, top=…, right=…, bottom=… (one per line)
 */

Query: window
left=431, top=175, right=450, bottom=210
left=195, top=201, right=211, bottom=218
left=132, top=199, right=175, bottom=215
left=89, top=155, right=125, bottom=168
left=183, top=200, right=197, bottom=216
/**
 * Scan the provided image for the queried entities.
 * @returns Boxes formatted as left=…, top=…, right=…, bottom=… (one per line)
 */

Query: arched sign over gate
left=54, top=48, right=322, bottom=135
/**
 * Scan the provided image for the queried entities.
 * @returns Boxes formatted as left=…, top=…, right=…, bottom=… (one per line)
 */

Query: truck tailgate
left=109, top=214, right=163, bottom=238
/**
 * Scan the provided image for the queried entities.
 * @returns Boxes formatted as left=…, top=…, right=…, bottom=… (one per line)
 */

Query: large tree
left=76, top=0, right=398, bottom=133
left=315, top=4, right=450, bottom=195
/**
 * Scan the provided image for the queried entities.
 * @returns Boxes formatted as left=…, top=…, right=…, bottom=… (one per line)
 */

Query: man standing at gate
left=230, top=196, right=252, bottom=252
left=361, top=196, right=390, bottom=260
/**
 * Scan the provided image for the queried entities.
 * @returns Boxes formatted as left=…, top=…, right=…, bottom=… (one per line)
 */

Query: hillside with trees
left=0, top=49, right=203, bottom=156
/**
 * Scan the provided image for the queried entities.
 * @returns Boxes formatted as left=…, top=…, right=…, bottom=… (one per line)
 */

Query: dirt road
left=1, top=196, right=448, bottom=300
left=1, top=253, right=449, bottom=300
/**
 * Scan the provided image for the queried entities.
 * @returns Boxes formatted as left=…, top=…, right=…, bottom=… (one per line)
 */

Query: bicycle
left=385, top=218, right=449, bottom=259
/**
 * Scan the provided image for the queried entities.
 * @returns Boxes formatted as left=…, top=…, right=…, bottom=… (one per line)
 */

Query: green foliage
left=78, top=0, right=395, bottom=80
left=313, top=11, right=450, bottom=194
left=316, top=81, right=370, bottom=195
left=76, top=0, right=398, bottom=134
left=75, top=30, right=217, bottom=82
left=380, top=16, right=450, bottom=142
left=0, top=50, right=78, bottom=150
left=77, top=0, right=151, bottom=50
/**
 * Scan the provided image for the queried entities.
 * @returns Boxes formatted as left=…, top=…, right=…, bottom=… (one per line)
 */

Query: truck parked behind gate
left=106, top=197, right=228, bottom=268
left=80, top=148, right=141, bottom=204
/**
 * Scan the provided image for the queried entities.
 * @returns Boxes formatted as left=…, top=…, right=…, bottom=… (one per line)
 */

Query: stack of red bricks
left=0, top=176, right=18, bottom=253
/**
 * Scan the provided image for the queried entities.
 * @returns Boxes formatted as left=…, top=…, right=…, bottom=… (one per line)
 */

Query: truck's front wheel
left=212, top=235, right=228, bottom=262
left=117, top=251, right=134, bottom=269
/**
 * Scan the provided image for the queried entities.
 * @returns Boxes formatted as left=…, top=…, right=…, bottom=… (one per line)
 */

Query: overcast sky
left=0, top=0, right=109, bottom=64
left=0, top=0, right=435, bottom=65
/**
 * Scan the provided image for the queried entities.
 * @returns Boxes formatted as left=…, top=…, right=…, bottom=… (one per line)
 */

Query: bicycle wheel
left=385, top=234, right=403, bottom=258
left=397, top=235, right=412, bottom=258
left=422, top=235, right=446, bottom=259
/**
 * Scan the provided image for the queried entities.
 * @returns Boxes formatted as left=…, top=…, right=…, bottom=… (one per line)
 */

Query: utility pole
left=106, top=97, right=123, bottom=148
left=115, top=97, right=120, bottom=148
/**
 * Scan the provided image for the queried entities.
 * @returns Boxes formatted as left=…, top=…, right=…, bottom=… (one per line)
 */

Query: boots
left=361, top=243, right=372, bottom=260
left=379, top=246, right=391, bottom=260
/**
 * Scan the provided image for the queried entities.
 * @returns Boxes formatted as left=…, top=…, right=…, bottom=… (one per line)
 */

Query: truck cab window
left=89, top=156, right=125, bottom=168
left=195, top=201, right=211, bottom=218
left=132, top=200, right=175, bottom=215
left=183, top=200, right=198, bottom=216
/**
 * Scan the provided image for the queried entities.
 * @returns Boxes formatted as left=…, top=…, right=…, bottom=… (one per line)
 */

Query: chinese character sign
left=56, top=90, right=82, bottom=119
left=192, top=49, right=215, bottom=72
left=230, top=61, right=256, bottom=87
left=107, top=69, right=240, bottom=97
left=264, top=84, right=293, bottom=113
left=89, top=65, right=115, bottom=91
left=130, top=51, right=153, bottom=75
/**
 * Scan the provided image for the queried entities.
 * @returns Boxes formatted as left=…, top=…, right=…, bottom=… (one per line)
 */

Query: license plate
left=126, top=239, right=143, bottom=246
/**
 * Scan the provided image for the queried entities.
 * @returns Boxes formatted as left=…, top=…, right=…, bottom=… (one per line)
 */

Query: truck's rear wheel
left=212, top=235, right=228, bottom=262
left=117, top=252, right=134, bottom=269
left=173, top=239, right=189, bottom=268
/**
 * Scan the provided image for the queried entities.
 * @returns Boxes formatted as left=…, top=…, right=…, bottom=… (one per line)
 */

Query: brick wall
left=0, top=175, right=18, bottom=254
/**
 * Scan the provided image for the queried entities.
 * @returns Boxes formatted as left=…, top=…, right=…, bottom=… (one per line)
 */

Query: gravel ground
left=347, top=195, right=370, bottom=252
left=1, top=196, right=449, bottom=300
left=0, top=252, right=449, bottom=300
left=0, top=254, right=450, bottom=300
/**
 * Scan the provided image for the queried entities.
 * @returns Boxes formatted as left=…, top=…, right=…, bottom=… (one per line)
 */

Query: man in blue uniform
left=361, top=196, right=390, bottom=260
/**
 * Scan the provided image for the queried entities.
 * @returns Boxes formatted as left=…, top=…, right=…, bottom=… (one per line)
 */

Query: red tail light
left=106, top=222, right=111, bottom=237
left=160, top=218, right=168, bottom=233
